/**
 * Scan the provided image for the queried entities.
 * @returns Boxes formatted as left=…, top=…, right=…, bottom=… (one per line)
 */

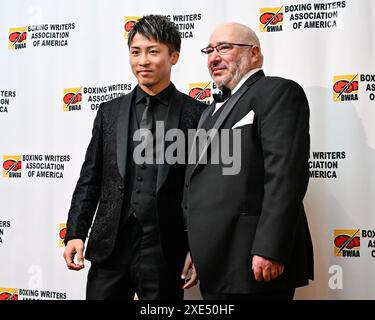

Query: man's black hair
left=128, top=14, right=181, bottom=53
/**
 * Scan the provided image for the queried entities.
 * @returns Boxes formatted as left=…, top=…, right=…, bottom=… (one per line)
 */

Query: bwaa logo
left=0, top=288, right=19, bottom=300
left=2, top=155, right=21, bottom=178
left=333, top=74, right=359, bottom=102
left=8, top=27, right=27, bottom=50
left=59, top=223, right=66, bottom=247
left=189, top=82, right=212, bottom=104
left=334, top=229, right=360, bottom=257
left=63, top=87, right=82, bottom=112
left=124, top=16, right=141, bottom=39
left=259, top=6, right=283, bottom=32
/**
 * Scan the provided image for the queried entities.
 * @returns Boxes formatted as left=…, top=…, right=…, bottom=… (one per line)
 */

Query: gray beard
left=213, top=55, right=248, bottom=89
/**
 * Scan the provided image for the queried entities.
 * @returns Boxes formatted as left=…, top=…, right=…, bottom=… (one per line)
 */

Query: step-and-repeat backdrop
left=0, top=0, right=374, bottom=300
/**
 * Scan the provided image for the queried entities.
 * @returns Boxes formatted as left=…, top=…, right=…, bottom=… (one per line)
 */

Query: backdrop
left=1, top=0, right=374, bottom=300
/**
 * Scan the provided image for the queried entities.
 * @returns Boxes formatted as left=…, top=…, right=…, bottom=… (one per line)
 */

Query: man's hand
left=181, top=252, right=198, bottom=289
left=63, top=239, right=85, bottom=271
left=252, top=255, right=284, bottom=282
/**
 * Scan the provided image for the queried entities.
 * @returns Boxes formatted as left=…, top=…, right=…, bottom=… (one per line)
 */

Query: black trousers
left=201, top=288, right=295, bottom=300
left=86, top=215, right=184, bottom=300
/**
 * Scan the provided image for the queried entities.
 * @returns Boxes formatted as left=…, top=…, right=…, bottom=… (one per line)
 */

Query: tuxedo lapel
left=190, top=87, right=248, bottom=178
left=197, top=102, right=215, bottom=129
left=116, top=91, right=134, bottom=179
left=156, top=89, right=183, bottom=193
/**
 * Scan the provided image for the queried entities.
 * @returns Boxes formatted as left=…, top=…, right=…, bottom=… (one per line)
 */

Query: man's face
left=207, top=27, right=252, bottom=89
left=129, top=34, right=179, bottom=94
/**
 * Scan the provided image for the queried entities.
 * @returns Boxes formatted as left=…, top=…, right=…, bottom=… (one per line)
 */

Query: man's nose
left=208, top=50, right=221, bottom=65
left=139, top=52, right=150, bottom=65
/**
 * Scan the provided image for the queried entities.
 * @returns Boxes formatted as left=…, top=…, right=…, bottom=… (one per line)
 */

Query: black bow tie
left=212, top=86, right=231, bottom=103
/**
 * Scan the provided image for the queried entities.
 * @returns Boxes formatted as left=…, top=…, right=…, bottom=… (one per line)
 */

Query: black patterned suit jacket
left=65, top=85, right=205, bottom=274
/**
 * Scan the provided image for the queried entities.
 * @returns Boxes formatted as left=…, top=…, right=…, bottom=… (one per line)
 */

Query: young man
left=63, top=15, right=204, bottom=300
left=183, top=22, right=314, bottom=300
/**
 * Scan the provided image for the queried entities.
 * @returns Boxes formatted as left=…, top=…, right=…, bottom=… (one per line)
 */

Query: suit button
left=118, top=186, right=124, bottom=192
left=137, top=176, right=142, bottom=181
left=135, top=188, right=140, bottom=194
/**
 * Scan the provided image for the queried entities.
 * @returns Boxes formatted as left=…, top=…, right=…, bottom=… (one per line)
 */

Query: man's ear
left=171, top=51, right=180, bottom=65
left=250, top=46, right=262, bottom=68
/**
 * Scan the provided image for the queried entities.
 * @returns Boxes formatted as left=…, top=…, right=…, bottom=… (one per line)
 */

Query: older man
left=182, top=23, right=314, bottom=300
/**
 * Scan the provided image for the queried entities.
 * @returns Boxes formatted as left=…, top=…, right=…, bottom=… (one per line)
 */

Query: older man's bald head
left=210, top=22, right=261, bottom=47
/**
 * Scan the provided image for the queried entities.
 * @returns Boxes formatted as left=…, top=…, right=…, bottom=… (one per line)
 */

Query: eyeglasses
left=201, top=43, right=253, bottom=55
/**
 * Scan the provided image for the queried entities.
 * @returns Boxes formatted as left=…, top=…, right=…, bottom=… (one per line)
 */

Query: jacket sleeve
left=250, top=79, right=310, bottom=264
left=64, top=105, right=104, bottom=244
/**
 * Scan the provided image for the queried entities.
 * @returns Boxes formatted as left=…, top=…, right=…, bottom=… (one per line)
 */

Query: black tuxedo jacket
left=183, top=70, right=314, bottom=294
left=65, top=85, right=205, bottom=273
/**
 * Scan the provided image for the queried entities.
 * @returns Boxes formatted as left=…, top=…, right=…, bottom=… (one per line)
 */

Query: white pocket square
left=232, top=110, right=255, bottom=129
